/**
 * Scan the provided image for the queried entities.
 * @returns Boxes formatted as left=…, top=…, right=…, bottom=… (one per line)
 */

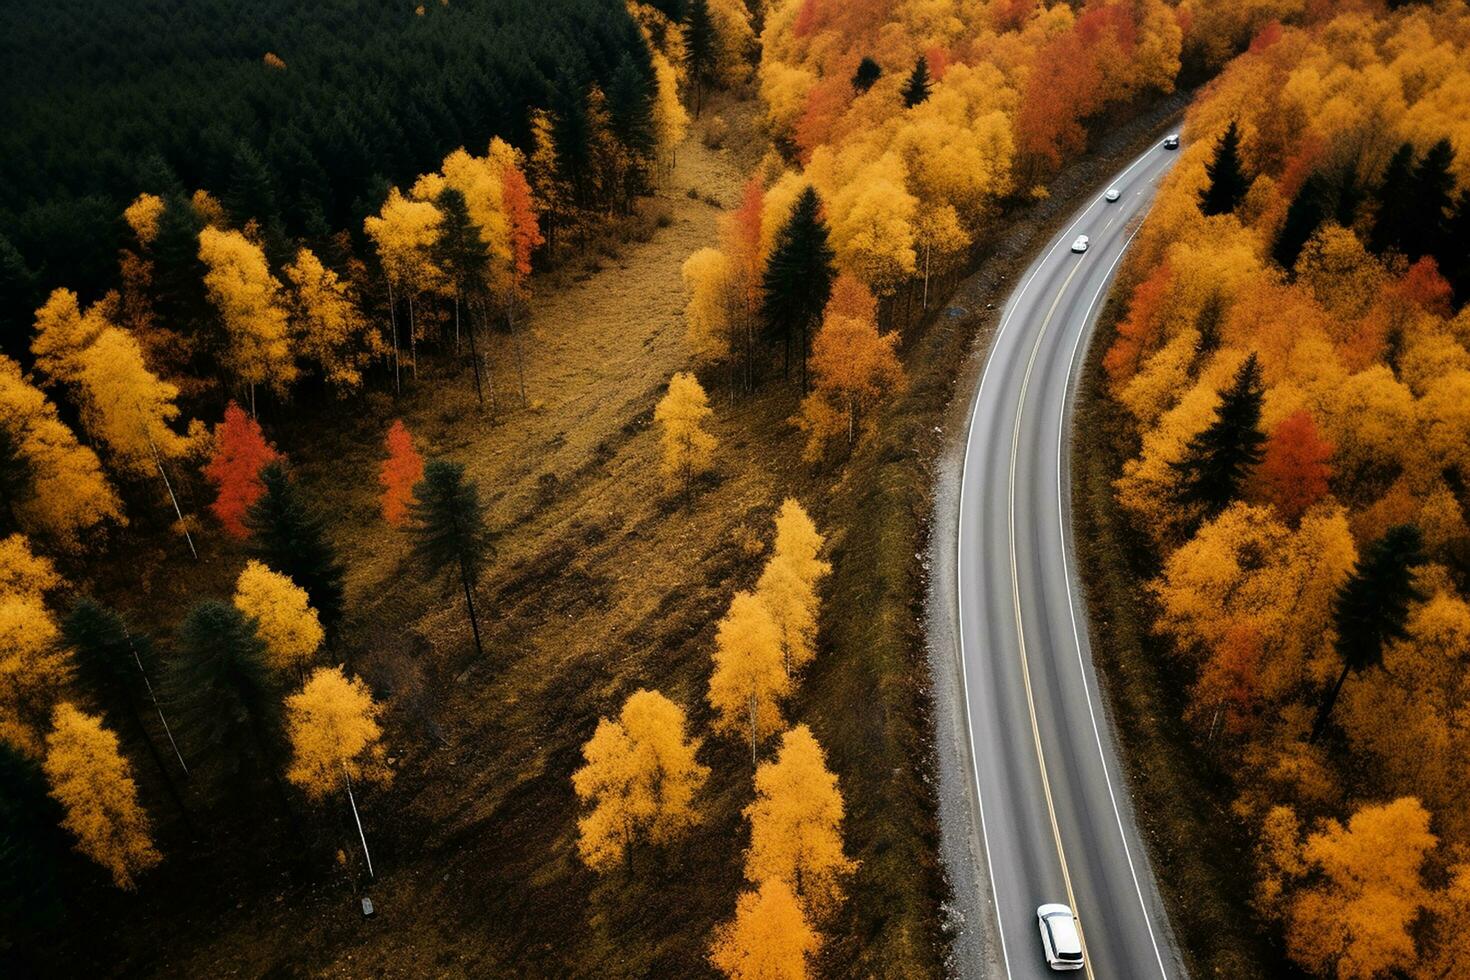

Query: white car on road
left=1037, top=903, right=1085, bottom=971
left=1070, top=235, right=1089, bottom=253
left=1163, top=133, right=1180, bottom=149
left=1105, top=187, right=1121, bottom=202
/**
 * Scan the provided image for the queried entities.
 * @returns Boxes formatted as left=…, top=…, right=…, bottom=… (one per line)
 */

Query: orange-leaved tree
left=709, top=877, right=820, bottom=980
left=744, top=724, right=856, bottom=919
left=379, top=419, right=425, bottom=527
left=204, top=401, right=280, bottom=538
left=284, top=666, right=391, bottom=876
left=42, top=701, right=161, bottom=889
left=571, top=688, right=710, bottom=871
left=796, top=275, right=903, bottom=459
left=1257, top=409, right=1334, bottom=524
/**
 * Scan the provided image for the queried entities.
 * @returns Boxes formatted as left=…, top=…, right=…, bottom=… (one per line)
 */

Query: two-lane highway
left=955, top=142, right=1183, bottom=978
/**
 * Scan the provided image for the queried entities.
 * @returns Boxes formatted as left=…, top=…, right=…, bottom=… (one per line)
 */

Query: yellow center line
left=1008, top=254, right=1095, bottom=980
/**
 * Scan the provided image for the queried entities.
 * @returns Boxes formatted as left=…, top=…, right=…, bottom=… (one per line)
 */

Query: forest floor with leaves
left=49, top=91, right=945, bottom=978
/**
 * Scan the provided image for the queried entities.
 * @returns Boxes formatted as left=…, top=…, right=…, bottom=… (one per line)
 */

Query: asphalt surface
left=953, top=141, right=1183, bottom=979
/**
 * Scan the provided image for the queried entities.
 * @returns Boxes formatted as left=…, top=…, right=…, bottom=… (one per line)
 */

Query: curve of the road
left=955, top=141, right=1183, bottom=979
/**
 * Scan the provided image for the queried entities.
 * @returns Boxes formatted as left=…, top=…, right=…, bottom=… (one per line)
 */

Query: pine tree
left=1273, top=174, right=1328, bottom=272
left=245, top=462, right=346, bottom=641
left=607, top=51, right=657, bottom=188
left=162, top=600, right=292, bottom=817
left=62, top=598, right=189, bottom=819
left=684, top=0, right=716, bottom=117
left=432, top=187, right=494, bottom=407
left=0, top=742, right=67, bottom=939
left=901, top=55, right=932, bottom=108
left=42, top=702, right=161, bottom=890
left=1198, top=121, right=1248, bottom=216
left=762, top=187, right=836, bottom=392
left=407, top=460, right=493, bottom=659
left=1310, top=525, right=1425, bottom=743
left=1368, top=143, right=1416, bottom=257
left=1171, top=353, right=1266, bottom=517
left=1405, top=138, right=1456, bottom=262
left=852, top=57, right=881, bottom=93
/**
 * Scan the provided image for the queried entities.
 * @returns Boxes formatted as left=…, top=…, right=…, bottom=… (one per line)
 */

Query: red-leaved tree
left=1258, top=409, right=1334, bottom=523
left=204, top=401, right=280, bottom=537
left=379, top=419, right=424, bottom=526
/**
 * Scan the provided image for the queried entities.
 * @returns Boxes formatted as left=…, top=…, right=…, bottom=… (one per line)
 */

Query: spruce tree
left=608, top=51, right=656, bottom=164
left=1310, top=524, right=1425, bottom=742
left=852, top=57, right=881, bottom=93
left=1367, top=142, right=1417, bottom=256
left=684, top=0, right=716, bottom=117
left=151, top=192, right=213, bottom=358
left=1406, top=137, right=1456, bottom=261
left=434, top=188, right=493, bottom=407
left=1272, top=174, right=1328, bottom=272
left=245, top=462, right=346, bottom=641
left=1171, top=353, right=1267, bottom=517
left=163, top=600, right=289, bottom=813
left=0, top=743, right=67, bottom=942
left=1198, top=121, right=1248, bottom=216
left=63, top=598, right=191, bottom=822
left=901, top=55, right=932, bottom=108
left=408, top=460, right=494, bottom=659
left=762, top=187, right=837, bottom=392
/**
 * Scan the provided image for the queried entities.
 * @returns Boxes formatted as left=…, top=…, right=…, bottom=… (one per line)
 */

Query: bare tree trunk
left=408, top=293, right=418, bottom=380
left=459, top=557, right=485, bottom=658
left=343, top=765, right=374, bottom=879
left=143, top=421, right=196, bottom=560
left=388, top=279, right=400, bottom=395
left=922, top=240, right=932, bottom=311
left=466, top=301, right=486, bottom=409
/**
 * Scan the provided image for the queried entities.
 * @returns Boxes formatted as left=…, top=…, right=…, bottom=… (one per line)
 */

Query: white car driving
left=1037, top=903, right=1085, bottom=971
left=1163, top=133, right=1180, bottom=149
left=1105, top=187, right=1121, bottom=202
left=1070, top=235, right=1089, bottom=253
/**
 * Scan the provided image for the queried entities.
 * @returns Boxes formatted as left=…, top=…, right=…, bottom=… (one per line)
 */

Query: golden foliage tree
left=75, top=327, right=197, bottom=478
left=709, top=878, right=820, bottom=980
left=30, top=288, right=106, bottom=389
left=285, top=666, right=390, bottom=876
left=654, top=371, right=717, bottom=502
left=707, top=590, right=790, bottom=763
left=284, top=247, right=383, bottom=393
left=756, top=499, right=830, bottom=673
left=571, top=688, right=710, bottom=871
left=232, top=560, right=324, bottom=677
left=42, top=702, right=161, bottom=889
left=1283, top=797, right=1436, bottom=979
left=744, top=725, right=856, bottom=919
left=0, top=535, right=73, bottom=754
left=123, top=192, right=165, bottom=247
left=363, top=187, right=443, bottom=386
left=0, top=354, right=122, bottom=546
left=197, top=226, right=297, bottom=405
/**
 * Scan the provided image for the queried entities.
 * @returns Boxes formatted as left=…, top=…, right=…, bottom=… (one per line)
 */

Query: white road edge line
left=1055, top=211, right=1171, bottom=978
left=953, top=144, right=1156, bottom=979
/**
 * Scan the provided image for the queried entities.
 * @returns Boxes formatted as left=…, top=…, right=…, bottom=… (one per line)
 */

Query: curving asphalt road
left=954, top=141, right=1184, bottom=979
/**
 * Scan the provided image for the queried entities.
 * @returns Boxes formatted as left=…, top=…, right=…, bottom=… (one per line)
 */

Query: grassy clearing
left=1071, top=291, right=1290, bottom=979
left=42, top=91, right=947, bottom=977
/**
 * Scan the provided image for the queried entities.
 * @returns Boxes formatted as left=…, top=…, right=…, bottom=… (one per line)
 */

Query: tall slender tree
left=1198, top=121, right=1248, bottom=216
left=761, top=187, right=836, bottom=392
left=1367, top=143, right=1417, bottom=257
left=408, top=461, right=493, bottom=659
left=1310, top=525, right=1425, bottom=742
left=1171, top=353, right=1266, bottom=517
left=901, top=55, right=932, bottom=108
left=684, top=0, right=716, bottom=117
left=1274, top=174, right=1328, bottom=271
left=432, top=187, right=493, bottom=407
